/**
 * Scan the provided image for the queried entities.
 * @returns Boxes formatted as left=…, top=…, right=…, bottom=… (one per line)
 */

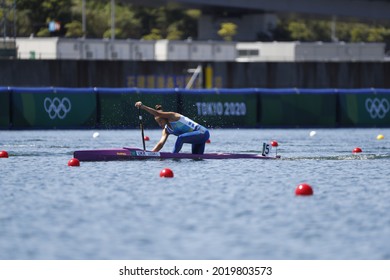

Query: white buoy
left=92, top=132, right=100, bottom=138
left=309, top=131, right=317, bottom=137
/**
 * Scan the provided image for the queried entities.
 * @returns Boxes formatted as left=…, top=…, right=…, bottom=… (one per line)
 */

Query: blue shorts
left=173, top=128, right=210, bottom=154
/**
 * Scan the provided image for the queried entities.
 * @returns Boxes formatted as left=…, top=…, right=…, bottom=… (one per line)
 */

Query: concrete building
left=130, top=0, right=390, bottom=41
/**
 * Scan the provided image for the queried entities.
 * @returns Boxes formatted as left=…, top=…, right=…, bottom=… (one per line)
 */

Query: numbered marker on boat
left=261, top=143, right=271, bottom=156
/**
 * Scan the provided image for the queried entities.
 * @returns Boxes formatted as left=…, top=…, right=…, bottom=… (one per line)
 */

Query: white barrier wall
left=57, top=40, right=82, bottom=59
left=130, top=40, right=155, bottom=60
left=236, top=42, right=296, bottom=61
left=237, top=42, right=385, bottom=62
left=107, top=41, right=130, bottom=60
left=15, top=38, right=385, bottom=61
left=16, top=38, right=59, bottom=59
left=213, top=43, right=237, bottom=61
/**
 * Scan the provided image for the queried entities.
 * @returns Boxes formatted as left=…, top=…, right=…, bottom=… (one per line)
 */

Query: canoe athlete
left=135, top=101, right=210, bottom=154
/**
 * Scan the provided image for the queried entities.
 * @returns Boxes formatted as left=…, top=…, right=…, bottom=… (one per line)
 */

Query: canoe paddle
left=138, top=107, right=146, bottom=150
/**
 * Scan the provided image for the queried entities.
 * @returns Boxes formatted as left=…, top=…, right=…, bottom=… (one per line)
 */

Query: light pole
left=0, top=0, right=17, bottom=40
left=111, top=0, right=115, bottom=40
left=13, top=0, right=16, bottom=38
left=2, top=0, right=6, bottom=41
left=82, top=0, right=86, bottom=37
left=331, top=15, right=338, bottom=42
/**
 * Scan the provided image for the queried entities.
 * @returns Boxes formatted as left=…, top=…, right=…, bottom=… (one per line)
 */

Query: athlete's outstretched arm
left=135, top=101, right=179, bottom=121
left=152, top=128, right=169, bottom=152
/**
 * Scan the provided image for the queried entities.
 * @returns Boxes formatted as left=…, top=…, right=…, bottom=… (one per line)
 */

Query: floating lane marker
left=295, top=183, right=313, bottom=196
left=0, top=150, right=9, bottom=158
left=377, top=134, right=384, bottom=140
left=144, top=136, right=150, bottom=141
left=352, top=147, right=362, bottom=153
left=160, top=168, right=174, bottom=178
left=92, top=132, right=100, bottom=138
left=270, top=140, right=279, bottom=157
left=309, top=131, right=317, bottom=137
left=68, top=158, right=80, bottom=167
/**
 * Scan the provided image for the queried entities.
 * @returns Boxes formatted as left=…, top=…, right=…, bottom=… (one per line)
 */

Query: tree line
left=1, top=0, right=390, bottom=48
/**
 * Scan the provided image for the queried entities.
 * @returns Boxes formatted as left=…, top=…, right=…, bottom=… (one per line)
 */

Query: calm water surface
left=0, top=128, right=389, bottom=260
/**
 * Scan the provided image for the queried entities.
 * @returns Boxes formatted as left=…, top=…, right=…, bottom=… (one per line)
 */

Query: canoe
left=73, top=147, right=280, bottom=161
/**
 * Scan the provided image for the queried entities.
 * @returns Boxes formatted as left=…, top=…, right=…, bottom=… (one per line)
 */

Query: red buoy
left=295, top=183, right=313, bottom=196
left=0, top=150, right=9, bottom=158
left=271, top=140, right=278, bottom=147
left=352, top=147, right=362, bottom=153
left=144, top=136, right=150, bottom=141
left=160, top=168, right=174, bottom=178
left=68, top=158, right=80, bottom=167
left=206, top=139, right=211, bottom=144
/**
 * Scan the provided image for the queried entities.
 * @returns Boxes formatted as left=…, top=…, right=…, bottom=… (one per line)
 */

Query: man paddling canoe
left=135, top=101, right=210, bottom=154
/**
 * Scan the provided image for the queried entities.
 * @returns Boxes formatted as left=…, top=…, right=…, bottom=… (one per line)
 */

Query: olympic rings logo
left=44, top=97, right=72, bottom=120
left=365, top=98, right=389, bottom=119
